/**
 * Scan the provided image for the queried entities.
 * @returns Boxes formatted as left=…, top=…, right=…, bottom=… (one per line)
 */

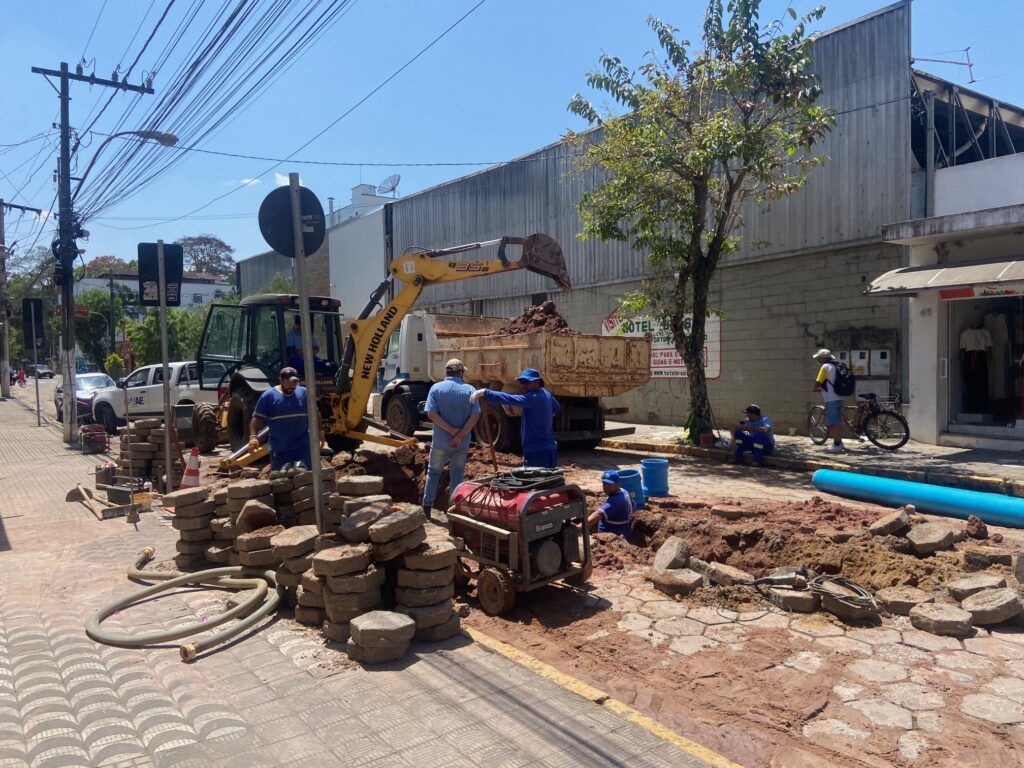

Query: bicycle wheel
left=807, top=405, right=827, bottom=445
left=863, top=412, right=910, bottom=450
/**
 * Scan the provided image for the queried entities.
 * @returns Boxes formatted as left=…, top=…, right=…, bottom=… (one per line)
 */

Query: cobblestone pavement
left=0, top=396, right=715, bottom=768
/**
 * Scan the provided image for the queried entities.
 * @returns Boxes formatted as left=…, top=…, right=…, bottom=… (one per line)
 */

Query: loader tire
left=227, top=387, right=259, bottom=451
left=192, top=402, right=220, bottom=454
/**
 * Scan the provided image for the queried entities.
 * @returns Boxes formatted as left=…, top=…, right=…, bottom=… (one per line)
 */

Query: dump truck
left=378, top=311, right=651, bottom=451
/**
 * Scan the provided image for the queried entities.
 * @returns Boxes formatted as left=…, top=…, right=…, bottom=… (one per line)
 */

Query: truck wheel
left=476, top=567, right=516, bottom=616
left=97, top=403, right=118, bottom=435
left=192, top=402, right=220, bottom=454
left=475, top=404, right=518, bottom=453
left=385, top=391, right=419, bottom=436
left=227, top=387, right=259, bottom=451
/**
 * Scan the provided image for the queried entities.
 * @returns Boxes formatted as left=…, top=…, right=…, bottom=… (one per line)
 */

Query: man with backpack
left=813, top=348, right=855, bottom=452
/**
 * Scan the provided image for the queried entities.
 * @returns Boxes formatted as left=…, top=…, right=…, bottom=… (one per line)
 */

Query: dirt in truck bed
left=489, top=301, right=581, bottom=336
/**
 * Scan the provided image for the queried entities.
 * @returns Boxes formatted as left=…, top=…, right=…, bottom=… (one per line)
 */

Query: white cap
left=812, top=348, right=833, bottom=359
left=445, top=358, right=465, bottom=372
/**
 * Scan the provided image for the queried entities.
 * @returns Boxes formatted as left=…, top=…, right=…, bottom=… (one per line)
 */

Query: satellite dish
left=377, top=173, right=401, bottom=196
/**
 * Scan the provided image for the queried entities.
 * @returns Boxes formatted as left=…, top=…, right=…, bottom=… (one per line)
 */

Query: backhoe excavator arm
left=338, top=234, right=570, bottom=442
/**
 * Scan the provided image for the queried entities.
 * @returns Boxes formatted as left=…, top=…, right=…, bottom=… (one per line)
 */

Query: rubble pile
left=116, top=418, right=184, bottom=491
left=489, top=301, right=580, bottom=337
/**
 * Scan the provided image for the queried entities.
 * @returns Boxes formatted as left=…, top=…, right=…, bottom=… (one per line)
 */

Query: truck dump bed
left=426, top=315, right=650, bottom=398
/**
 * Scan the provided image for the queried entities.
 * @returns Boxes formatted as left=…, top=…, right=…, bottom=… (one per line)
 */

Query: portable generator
left=447, top=468, right=592, bottom=615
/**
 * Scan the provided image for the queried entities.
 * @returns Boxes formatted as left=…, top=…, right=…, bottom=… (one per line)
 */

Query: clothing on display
left=960, top=323, right=992, bottom=413
left=984, top=313, right=1009, bottom=399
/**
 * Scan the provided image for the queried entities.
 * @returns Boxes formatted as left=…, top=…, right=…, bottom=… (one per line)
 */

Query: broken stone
left=296, top=586, right=325, bottom=608
left=300, top=570, right=324, bottom=595
left=961, top=588, right=1023, bottom=625
left=396, top=598, right=453, bottom=629
left=350, top=610, right=416, bottom=648
left=1016, top=553, right=1024, bottom=584
left=710, top=504, right=746, bottom=521
left=687, top=557, right=708, bottom=574
left=964, top=515, right=988, bottom=540
left=415, top=612, right=461, bottom=642
left=397, top=566, right=454, bottom=590
left=269, top=525, right=318, bottom=558
left=705, top=562, right=753, bottom=587
left=275, top=567, right=302, bottom=588
left=770, top=587, right=819, bottom=613
left=368, top=505, right=427, bottom=544
left=338, top=502, right=390, bottom=543
left=171, top=515, right=213, bottom=532
left=373, top=527, right=427, bottom=562
left=315, top=533, right=342, bottom=551
left=173, top=499, right=217, bottom=519
left=312, top=543, right=373, bottom=577
left=204, top=543, right=232, bottom=564
left=880, top=534, right=913, bottom=554
left=395, top=583, right=455, bottom=607
left=281, top=554, right=312, bottom=574
left=212, top=487, right=229, bottom=505
left=322, top=620, right=350, bottom=642
left=948, top=573, right=1007, bottom=601
left=346, top=637, right=407, bottom=663
left=819, top=529, right=855, bottom=544
left=162, top=486, right=210, bottom=508
left=963, top=545, right=1014, bottom=570
left=235, top=500, right=277, bottom=533
left=403, top=541, right=458, bottom=571
left=227, top=479, right=273, bottom=499
left=342, top=494, right=393, bottom=515
left=324, top=587, right=381, bottom=613
left=906, top=523, right=956, bottom=555
left=210, top=519, right=237, bottom=539
left=818, top=581, right=879, bottom=623
left=909, top=603, right=974, bottom=637
left=651, top=536, right=689, bottom=571
left=270, top=477, right=293, bottom=494
left=875, top=586, right=933, bottom=616
left=325, top=564, right=386, bottom=594
left=336, top=475, right=385, bottom=496
left=238, top=548, right=278, bottom=567
left=645, top=568, right=702, bottom=597
left=235, top=525, right=286, bottom=552
left=294, top=605, right=325, bottom=626
left=868, top=507, right=911, bottom=537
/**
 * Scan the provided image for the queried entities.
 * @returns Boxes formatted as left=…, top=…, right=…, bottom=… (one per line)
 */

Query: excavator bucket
left=520, top=234, right=572, bottom=292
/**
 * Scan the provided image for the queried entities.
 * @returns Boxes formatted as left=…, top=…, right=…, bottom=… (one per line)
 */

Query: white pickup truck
left=91, top=361, right=219, bottom=434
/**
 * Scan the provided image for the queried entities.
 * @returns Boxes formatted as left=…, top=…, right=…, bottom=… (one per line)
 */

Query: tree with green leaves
left=175, top=235, right=236, bottom=279
left=123, top=306, right=207, bottom=367
left=75, top=254, right=131, bottom=280
left=568, top=2, right=834, bottom=440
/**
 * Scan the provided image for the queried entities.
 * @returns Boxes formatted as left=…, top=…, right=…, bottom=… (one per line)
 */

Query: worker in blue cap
left=587, top=469, right=633, bottom=538
left=470, top=367, right=561, bottom=468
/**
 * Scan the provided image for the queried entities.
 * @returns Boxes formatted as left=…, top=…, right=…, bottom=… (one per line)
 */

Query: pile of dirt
left=591, top=532, right=651, bottom=570
left=333, top=444, right=427, bottom=505
left=489, top=301, right=581, bottom=336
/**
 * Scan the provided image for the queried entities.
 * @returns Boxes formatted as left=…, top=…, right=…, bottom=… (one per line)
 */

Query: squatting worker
left=423, top=359, right=481, bottom=514
left=249, top=366, right=317, bottom=470
left=587, top=469, right=633, bottom=539
left=471, top=367, right=561, bottom=468
left=734, top=404, right=774, bottom=467
left=813, top=348, right=845, bottom=453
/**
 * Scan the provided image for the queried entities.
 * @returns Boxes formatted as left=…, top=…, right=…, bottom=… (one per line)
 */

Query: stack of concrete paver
left=314, top=537, right=382, bottom=640
left=228, top=479, right=277, bottom=566
left=327, top=475, right=388, bottom=527
left=269, top=472, right=295, bottom=525
left=115, top=418, right=162, bottom=481
left=163, top=486, right=214, bottom=570
left=269, top=525, right=319, bottom=622
left=205, top=487, right=234, bottom=565
left=235, top=524, right=285, bottom=569
left=290, top=467, right=335, bottom=527
left=347, top=610, right=416, bottom=663
left=398, top=537, right=462, bottom=641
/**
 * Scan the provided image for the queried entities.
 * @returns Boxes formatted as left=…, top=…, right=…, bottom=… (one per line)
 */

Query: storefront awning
left=865, top=258, right=1024, bottom=299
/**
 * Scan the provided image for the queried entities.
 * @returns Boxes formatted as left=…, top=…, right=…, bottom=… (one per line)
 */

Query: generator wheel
left=565, top=561, right=594, bottom=586
left=476, top=567, right=516, bottom=616
left=192, top=402, right=220, bottom=453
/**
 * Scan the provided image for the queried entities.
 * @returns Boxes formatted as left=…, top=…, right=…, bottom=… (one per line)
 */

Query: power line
left=80, top=0, right=109, bottom=59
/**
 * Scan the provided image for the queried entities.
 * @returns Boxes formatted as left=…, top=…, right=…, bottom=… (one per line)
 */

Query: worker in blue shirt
left=285, top=316, right=303, bottom=358
left=471, top=368, right=560, bottom=468
left=587, top=469, right=633, bottom=538
left=423, top=359, right=480, bottom=513
left=734, top=404, right=774, bottom=467
left=249, top=366, right=318, bottom=470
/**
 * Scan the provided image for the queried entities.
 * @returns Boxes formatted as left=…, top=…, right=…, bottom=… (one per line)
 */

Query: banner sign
left=601, top=312, right=721, bottom=380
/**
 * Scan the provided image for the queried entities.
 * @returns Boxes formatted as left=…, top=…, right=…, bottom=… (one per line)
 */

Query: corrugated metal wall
left=390, top=2, right=911, bottom=307
left=237, top=250, right=294, bottom=296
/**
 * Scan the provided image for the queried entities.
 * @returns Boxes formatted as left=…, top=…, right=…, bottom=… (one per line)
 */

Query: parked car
left=90, top=361, right=220, bottom=434
left=54, top=373, right=117, bottom=423
left=27, top=364, right=54, bottom=378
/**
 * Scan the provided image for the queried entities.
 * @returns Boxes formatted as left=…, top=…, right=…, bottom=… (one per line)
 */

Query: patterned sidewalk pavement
left=0, top=396, right=717, bottom=768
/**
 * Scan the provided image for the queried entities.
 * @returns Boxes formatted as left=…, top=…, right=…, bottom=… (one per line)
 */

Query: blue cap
left=516, top=368, right=542, bottom=383
left=601, top=469, right=620, bottom=484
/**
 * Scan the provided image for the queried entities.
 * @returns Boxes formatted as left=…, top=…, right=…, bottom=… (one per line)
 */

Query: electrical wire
left=80, top=0, right=109, bottom=60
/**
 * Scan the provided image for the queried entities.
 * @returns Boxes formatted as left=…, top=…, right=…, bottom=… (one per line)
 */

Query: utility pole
left=108, top=271, right=116, bottom=359
left=31, top=62, right=153, bottom=442
left=0, top=199, right=44, bottom=398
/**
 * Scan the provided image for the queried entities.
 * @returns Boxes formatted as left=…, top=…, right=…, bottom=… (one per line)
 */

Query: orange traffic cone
left=180, top=447, right=201, bottom=489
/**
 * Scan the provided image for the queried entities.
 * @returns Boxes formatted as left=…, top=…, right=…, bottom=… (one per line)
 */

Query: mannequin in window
left=960, top=321, right=992, bottom=412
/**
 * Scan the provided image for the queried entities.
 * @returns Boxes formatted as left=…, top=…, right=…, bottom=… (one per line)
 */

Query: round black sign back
left=258, top=185, right=326, bottom=259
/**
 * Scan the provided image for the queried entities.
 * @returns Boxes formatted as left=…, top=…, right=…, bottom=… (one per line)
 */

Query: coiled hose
left=85, top=547, right=281, bottom=662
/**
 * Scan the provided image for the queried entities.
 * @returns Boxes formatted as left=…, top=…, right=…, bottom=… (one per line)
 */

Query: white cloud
left=274, top=173, right=289, bottom=186
left=240, top=177, right=261, bottom=186
left=34, top=210, right=52, bottom=222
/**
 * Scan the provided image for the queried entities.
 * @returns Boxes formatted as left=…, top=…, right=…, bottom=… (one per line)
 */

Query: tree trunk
left=677, top=268, right=714, bottom=442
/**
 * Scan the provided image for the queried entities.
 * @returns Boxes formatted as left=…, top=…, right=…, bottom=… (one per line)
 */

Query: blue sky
left=2, top=0, right=1023, bottom=265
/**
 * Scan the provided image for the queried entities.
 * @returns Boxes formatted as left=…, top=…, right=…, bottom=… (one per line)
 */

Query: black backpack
left=830, top=360, right=856, bottom=397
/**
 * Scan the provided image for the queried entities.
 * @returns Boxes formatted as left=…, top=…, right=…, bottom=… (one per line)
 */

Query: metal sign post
left=157, top=241, right=174, bottom=491
left=288, top=173, right=325, bottom=533
left=30, top=302, right=41, bottom=426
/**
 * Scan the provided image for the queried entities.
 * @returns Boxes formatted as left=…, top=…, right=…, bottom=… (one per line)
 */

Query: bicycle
left=807, top=392, right=910, bottom=451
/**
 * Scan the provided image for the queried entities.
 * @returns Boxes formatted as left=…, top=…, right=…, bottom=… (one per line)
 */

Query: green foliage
left=124, top=307, right=207, bottom=367
left=568, top=2, right=833, bottom=439
left=105, top=353, right=125, bottom=379
left=249, top=272, right=296, bottom=297
left=5, top=245, right=54, bottom=364
left=175, top=234, right=236, bottom=279
left=74, top=254, right=131, bottom=280
left=73, top=289, right=116, bottom=368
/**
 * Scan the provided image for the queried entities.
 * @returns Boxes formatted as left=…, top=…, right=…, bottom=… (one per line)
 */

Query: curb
left=600, top=438, right=1021, bottom=499
left=464, top=626, right=745, bottom=768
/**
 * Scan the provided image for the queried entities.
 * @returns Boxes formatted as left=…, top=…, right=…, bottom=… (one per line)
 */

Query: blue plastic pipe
left=812, top=469, right=1024, bottom=529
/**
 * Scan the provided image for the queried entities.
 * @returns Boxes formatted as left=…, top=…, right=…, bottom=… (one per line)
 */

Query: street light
left=73, top=130, right=178, bottom=201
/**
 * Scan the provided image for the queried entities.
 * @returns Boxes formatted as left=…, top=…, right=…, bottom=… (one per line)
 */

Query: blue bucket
left=616, top=468, right=645, bottom=510
left=641, top=458, right=669, bottom=497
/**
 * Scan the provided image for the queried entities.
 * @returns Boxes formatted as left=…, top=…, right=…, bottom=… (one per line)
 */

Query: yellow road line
left=463, top=626, right=745, bottom=768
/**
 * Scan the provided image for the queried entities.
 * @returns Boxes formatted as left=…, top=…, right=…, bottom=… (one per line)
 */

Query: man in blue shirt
left=733, top=404, right=774, bottom=467
left=285, top=316, right=303, bottom=358
left=471, top=368, right=561, bottom=468
left=588, top=470, right=633, bottom=539
left=249, top=367, right=314, bottom=470
left=423, top=359, right=480, bottom=513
